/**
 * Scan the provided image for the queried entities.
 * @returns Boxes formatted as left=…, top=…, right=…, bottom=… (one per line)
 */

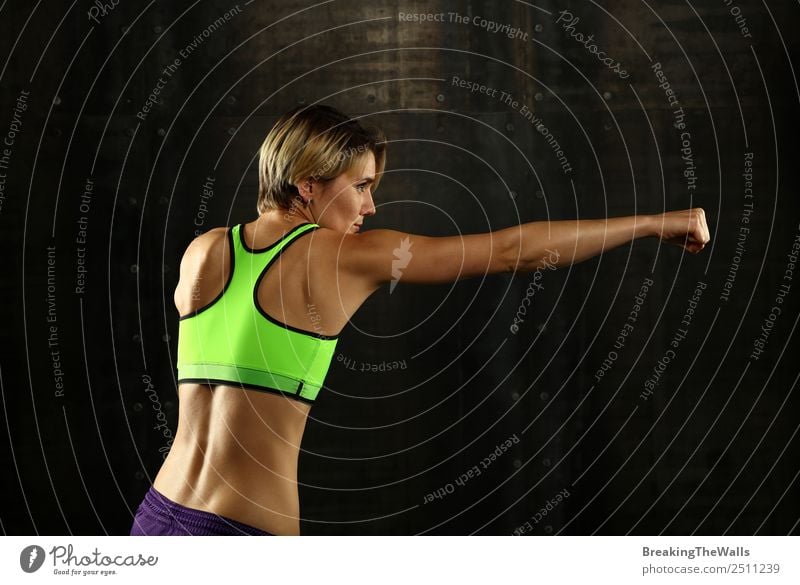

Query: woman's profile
left=129, top=103, right=710, bottom=536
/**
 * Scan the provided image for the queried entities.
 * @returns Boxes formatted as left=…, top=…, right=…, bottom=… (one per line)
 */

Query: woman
left=129, top=104, right=710, bottom=536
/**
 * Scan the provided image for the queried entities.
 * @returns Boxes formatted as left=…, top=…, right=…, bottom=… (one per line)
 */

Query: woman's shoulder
left=180, top=226, right=231, bottom=267
left=193, top=225, right=230, bottom=241
left=189, top=226, right=229, bottom=248
left=174, top=227, right=232, bottom=315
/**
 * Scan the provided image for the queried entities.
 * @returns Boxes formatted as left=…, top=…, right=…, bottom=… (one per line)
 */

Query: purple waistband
left=140, top=486, right=274, bottom=536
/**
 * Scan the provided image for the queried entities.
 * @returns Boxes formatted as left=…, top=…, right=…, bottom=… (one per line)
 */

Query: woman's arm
left=339, top=208, right=709, bottom=290
left=505, top=208, right=709, bottom=271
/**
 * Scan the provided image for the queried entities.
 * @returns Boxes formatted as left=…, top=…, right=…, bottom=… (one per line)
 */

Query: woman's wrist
left=635, top=213, right=658, bottom=239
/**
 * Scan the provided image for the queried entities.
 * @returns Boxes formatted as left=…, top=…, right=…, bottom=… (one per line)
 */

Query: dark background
left=1, top=0, right=798, bottom=535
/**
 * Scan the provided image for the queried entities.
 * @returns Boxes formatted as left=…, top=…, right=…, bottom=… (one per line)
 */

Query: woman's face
left=311, top=151, right=377, bottom=234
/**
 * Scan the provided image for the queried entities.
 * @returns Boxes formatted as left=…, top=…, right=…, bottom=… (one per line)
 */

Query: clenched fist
left=652, top=208, right=711, bottom=254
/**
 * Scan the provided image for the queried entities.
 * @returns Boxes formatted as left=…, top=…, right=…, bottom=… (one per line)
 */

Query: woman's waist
left=165, top=382, right=310, bottom=533
left=169, top=425, right=303, bottom=479
left=155, top=440, right=303, bottom=534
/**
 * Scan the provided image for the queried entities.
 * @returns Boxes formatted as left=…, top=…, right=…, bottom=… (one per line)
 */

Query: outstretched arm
left=505, top=208, right=709, bottom=271
left=339, top=208, right=710, bottom=290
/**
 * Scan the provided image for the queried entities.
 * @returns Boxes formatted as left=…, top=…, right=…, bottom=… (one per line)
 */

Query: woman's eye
left=356, top=184, right=367, bottom=192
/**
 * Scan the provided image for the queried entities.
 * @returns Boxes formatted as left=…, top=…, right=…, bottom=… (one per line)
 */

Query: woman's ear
left=295, top=177, right=313, bottom=203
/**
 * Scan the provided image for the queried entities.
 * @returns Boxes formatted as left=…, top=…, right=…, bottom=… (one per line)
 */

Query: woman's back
left=153, top=217, right=360, bottom=535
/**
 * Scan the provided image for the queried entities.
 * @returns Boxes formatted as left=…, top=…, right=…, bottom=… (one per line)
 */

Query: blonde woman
left=129, top=104, right=710, bottom=536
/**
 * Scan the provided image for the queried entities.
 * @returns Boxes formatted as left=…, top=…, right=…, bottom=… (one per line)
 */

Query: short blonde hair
left=257, top=104, right=387, bottom=214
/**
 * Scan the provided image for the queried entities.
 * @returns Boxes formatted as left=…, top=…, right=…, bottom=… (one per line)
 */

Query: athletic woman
left=129, top=104, right=710, bottom=536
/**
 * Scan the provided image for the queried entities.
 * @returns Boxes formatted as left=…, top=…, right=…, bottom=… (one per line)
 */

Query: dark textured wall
left=0, top=0, right=798, bottom=535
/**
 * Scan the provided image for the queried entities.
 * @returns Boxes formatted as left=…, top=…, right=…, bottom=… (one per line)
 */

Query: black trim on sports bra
left=177, top=377, right=315, bottom=405
left=253, top=225, right=339, bottom=341
left=178, top=227, right=235, bottom=321
left=239, top=222, right=316, bottom=253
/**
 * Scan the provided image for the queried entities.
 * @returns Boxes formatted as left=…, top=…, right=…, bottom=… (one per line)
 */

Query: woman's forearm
left=502, top=215, right=657, bottom=272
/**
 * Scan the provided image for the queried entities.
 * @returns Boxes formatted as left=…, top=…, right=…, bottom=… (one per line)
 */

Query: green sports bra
left=176, top=222, right=338, bottom=404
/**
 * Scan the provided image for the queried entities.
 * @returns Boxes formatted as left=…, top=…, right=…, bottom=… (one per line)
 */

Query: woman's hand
left=651, top=208, right=710, bottom=254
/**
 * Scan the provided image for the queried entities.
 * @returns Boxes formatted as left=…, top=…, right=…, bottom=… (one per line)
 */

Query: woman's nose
left=362, top=192, right=376, bottom=216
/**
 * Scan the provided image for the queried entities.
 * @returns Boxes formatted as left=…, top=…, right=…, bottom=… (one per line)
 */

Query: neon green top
left=176, top=222, right=338, bottom=404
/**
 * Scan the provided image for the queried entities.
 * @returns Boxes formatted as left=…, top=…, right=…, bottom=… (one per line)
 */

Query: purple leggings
left=129, top=486, right=274, bottom=536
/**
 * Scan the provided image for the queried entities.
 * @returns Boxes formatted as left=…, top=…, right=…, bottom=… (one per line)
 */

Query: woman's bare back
left=153, top=217, right=369, bottom=535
